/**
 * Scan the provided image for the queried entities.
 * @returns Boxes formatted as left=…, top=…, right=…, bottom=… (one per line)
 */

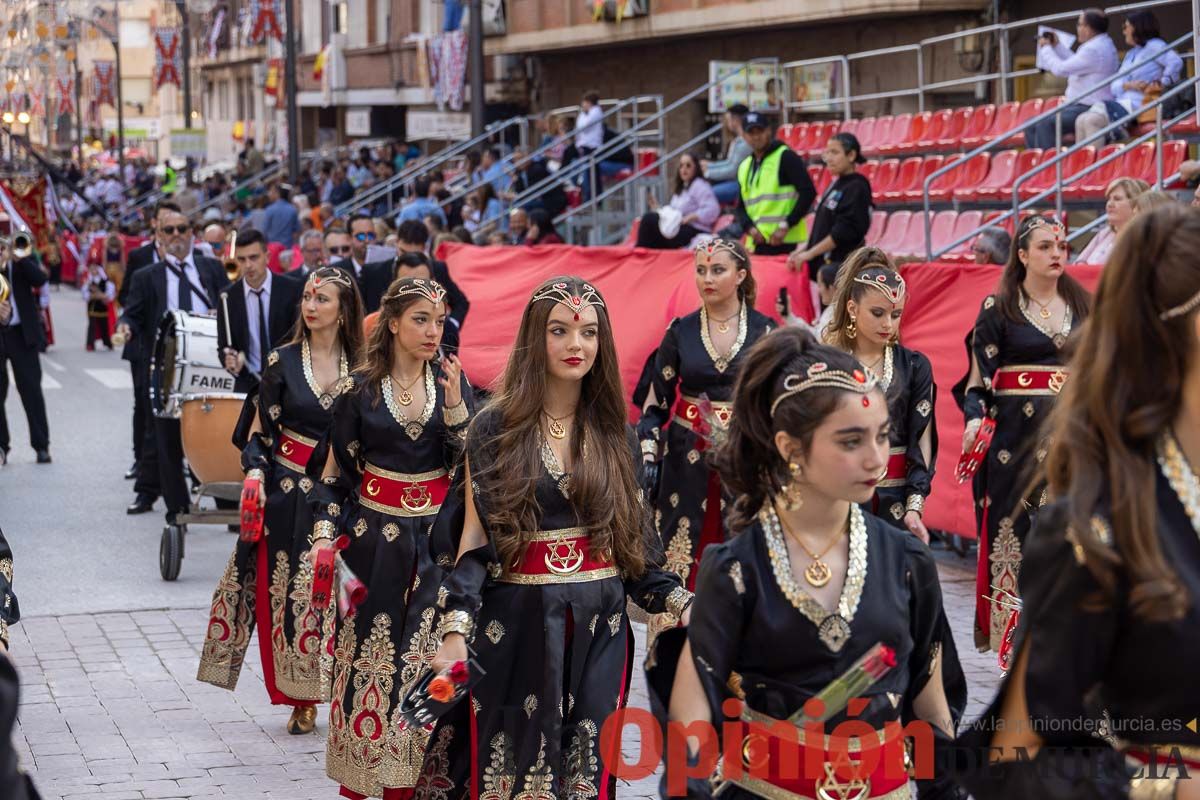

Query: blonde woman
left=1074, top=177, right=1149, bottom=264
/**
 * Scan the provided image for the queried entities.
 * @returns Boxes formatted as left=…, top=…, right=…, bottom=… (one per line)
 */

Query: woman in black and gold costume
left=956, top=204, right=1200, bottom=800
left=953, top=215, right=1090, bottom=652
left=824, top=247, right=937, bottom=541
left=638, top=239, right=775, bottom=591
left=651, top=327, right=966, bottom=800
left=198, top=266, right=364, bottom=734
left=308, top=277, right=472, bottom=800
left=420, top=276, right=691, bottom=800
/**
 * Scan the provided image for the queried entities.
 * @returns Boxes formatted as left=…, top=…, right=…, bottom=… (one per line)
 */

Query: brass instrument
left=223, top=229, right=239, bottom=281
left=11, top=230, right=32, bottom=260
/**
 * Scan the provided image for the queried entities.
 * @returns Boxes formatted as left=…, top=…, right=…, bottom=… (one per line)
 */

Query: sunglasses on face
left=328, top=245, right=351, bottom=255
left=354, top=232, right=377, bottom=242
left=159, top=225, right=189, bottom=235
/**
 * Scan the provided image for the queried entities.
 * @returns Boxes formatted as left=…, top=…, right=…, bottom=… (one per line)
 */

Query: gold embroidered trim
left=442, top=399, right=469, bottom=428
left=363, top=463, right=447, bottom=483
left=280, top=425, right=318, bottom=447
left=905, top=494, right=925, bottom=515
left=382, top=365, right=436, bottom=440
left=301, top=337, right=349, bottom=410
left=495, top=567, right=621, bottom=585
left=438, top=610, right=474, bottom=640
left=700, top=301, right=748, bottom=373
left=1019, top=295, right=1073, bottom=348
left=312, top=520, right=337, bottom=542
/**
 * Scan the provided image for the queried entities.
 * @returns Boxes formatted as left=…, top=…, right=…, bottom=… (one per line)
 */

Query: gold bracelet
left=245, top=468, right=266, bottom=482
left=438, top=609, right=474, bottom=640
left=905, top=494, right=925, bottom=516
left=443, top=400, right=469, bottom=427
left=640, top=439, right=657, bottom=457
left=665, top=586, right=694, bottom=621
left=1129, top=774, right=1179, bottom=800
left=311, top=520, right=337, bottom=543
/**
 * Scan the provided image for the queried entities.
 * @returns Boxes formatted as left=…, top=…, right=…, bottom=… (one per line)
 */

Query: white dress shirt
left=165, top=251, right=210, bottom=313
left=575, top=105, right=604, bottom=150
left=1038, top=34, right=1119, bottom=104
left=4, top=263, right=18, bottom=327
left=242, top=270, right=273, bottom=374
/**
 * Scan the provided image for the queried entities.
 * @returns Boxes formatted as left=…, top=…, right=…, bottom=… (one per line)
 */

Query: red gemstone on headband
left=853, top=370, right=866, bottom=383
left=877, top=275, right=887, bottom=282
left=572, top=296, right=582, bottom=306
left=862, top=396, right=870, bottom=407
left=808, top=362, right=828, bottom=376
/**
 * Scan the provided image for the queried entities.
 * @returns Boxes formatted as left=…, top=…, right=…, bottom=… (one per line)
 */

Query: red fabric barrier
left=443, top=241, right=814, bottom=405
left=897, top=262, right=1102, bottom=538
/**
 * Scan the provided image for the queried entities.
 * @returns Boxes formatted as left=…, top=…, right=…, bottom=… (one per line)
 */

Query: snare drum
left=150, top=310, right=236, bottom=418
left=180, top=394, right=246, bottom=485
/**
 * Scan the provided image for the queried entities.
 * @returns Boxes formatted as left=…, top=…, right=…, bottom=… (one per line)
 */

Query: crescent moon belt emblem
left=366, top=478, right=381, bottom=497
left=401, top=482, right=432, bottom=513
left=280, top=440, right=294, bottom=456
left=544, top=534, right=584, bottom=575
left=741, top=734, right=769, bottom=771
left=1016, top=372, right=1033, bottom=388
left=685, top=405, right=699, bottom=420
left=1048, top=369, right=1066, bottom=394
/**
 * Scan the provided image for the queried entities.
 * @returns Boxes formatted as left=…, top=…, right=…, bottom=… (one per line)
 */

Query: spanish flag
left=313, top=44, right=328, bottom=81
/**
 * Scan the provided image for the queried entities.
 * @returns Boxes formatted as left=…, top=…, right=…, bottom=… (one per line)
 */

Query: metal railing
left=189, top=160, right=286, bottom=220
left=920, top=33, right=1194, bottom=259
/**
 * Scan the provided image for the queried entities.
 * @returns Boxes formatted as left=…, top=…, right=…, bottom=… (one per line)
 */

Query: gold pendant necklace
left=1030, top=293, right=1055, bottom=320
left=391, top=369, right=423, bottom=406
left=543, top=409, right=572, bottom=440
left=777, top=512, right=847, bottom=588
left=710, top=310, right=739, bottom=334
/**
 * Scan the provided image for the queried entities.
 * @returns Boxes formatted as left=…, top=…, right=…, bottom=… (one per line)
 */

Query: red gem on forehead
left=853, top=370, right=866, bottom=383
left=862, top=396, right=870, bottom=407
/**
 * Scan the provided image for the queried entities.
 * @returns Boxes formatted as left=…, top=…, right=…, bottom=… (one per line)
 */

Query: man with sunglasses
left=329, top=213, right=392, bottom=312
left=118, top=209, right=230, bottom=519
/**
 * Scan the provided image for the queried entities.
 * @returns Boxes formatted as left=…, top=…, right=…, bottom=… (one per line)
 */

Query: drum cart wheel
left=160, top=524, right=185, bottom=581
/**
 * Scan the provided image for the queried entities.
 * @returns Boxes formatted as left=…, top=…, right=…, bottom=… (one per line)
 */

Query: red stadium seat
left=892, top=210, right=950, bottom=259
left=1160, top=139, right=1188, bottom=187
left=855, top=117, right=879, bottom=150
left=871, top=159, right=902, bottom=199
left=957, top=105, right=996, bottom=148
left=1019, top=147, right=1096, bottom=201
left=858, top=160, right=878, bottom=184
left=876, top=113, right=913, bottom=155
left=1062, top=143, right=1123, bottom=200
left=862, top=115, right=894, bottom=154
left=874, top=209, right=913, bottom=254
left=839, top=118, right=860, bottom=135
left=929, top=153, right=991, bottom=202
left=973, top=149, right=1043, bottom=201
left=965, top=102, right=1017, bottom=148
left=809, top=121, right=841, bottom=156
left=916, top=110, right=954, bottom=149
left=954, top=150, right=1018, bottom=202
left=865, top=210, right=889, bottom=246
left=934, top=108, right=973, bottom=149
left=880, top=157, right=925, bottom=202
left=1120, top=141, right=1157, bottom=187
left=638, top=149, right=660, bottom=176
left=901, top=155, right=947, bottom=201
left=1044, top=96, right=1064, bottom=112
left=940, top=210, right=985, bottom=261
left=1000, top=98, right=1046, bottom=147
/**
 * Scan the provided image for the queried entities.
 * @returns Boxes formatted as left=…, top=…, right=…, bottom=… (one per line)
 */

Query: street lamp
left=64, top=3, right=124, bottom=178
left=16, top=111, right=29, bottom=125
left=2, top=112, right=13, bottom=125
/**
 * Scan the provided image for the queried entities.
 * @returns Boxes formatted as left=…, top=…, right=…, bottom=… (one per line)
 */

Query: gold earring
left=846, top=315, right=857, bottom=340
left=783, top=461, right=804, bottom=510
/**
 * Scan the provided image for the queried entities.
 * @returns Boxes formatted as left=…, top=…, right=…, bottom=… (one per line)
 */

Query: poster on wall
left=786, top=61, right=842, bottom=114
left=708, top=61, right=782, bottom=114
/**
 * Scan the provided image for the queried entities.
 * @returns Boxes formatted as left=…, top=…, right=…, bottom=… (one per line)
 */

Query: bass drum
left=179, top=394, right=247, bottom=486
left=150, top=310, right=236, bottom=418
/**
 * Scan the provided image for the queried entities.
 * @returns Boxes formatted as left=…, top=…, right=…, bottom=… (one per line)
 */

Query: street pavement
left=2, top=289, right=1002, bottom=799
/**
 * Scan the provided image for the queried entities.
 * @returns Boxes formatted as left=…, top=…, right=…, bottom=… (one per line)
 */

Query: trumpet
left=12, top=231, right=32, bottom=260
left=223, top=229, right=239, bottom=281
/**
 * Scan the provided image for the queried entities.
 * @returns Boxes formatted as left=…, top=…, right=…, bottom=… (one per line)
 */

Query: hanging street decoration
left=92, top=60, right=115, bottom=107
left=153, top=28, right=182, bottom=89
left=56, top=75, right=73, bottom=115
left=248, top=0, right=282, bottom=43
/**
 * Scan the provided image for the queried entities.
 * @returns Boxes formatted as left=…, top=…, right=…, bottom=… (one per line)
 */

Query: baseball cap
left=743, top=112, right=769, bottom=130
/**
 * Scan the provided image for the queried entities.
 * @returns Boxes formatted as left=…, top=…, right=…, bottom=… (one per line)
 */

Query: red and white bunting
left=153, top=28, right=182, bottom=89
left=93, top=61, right=115, bottom=107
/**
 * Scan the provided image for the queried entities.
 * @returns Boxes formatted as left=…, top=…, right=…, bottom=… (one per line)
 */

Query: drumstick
left=220, top=291, right=233, bottom=348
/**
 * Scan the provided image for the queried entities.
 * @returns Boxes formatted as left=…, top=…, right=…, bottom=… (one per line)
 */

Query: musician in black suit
left=329, top=213, right=392, bottom=312
left=119, top=201, right=182, bottom=480
left=117, top=209, right=230, bottom=520
left=0, top=230, right=51, bottom=467
left=217, top=228, right=304, bottom=393
left=395, top=220, right=469, bottom=353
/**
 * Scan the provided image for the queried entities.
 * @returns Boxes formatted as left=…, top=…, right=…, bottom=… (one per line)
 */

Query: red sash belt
left=358, top=463, right=449, bottom=517
left=672, top=395, right=734, bottom=431
left=275, top=427, right=317, bottom=473
left=992, top=366, right=1068, bottom=396
left=726, top=718, right=910, bottom=799
left=876, top=449, right=908, bottom=489
left=499, top=528, right=620, bottom=585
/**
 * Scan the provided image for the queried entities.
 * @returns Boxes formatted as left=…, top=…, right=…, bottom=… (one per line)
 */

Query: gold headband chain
left=853, top=271, right=906, bottom=304
left=307, top=269, right=354, bottom=291
left=769, top=362, right=879, bottom=418
left=1025, top=216, right=1066, bottom=237
left=1160, top=288, right=1200, bottom=321
left=384, top=278, right=447, bottom=305
left=694, top=238, right=747, bottom=264
left=531, top=281, right=606, bottom=316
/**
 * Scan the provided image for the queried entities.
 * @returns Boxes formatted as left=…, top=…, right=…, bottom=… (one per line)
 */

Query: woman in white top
left=1075, top=177, right=1147, bottom=264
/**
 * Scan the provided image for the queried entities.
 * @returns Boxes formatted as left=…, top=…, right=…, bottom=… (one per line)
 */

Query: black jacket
left=514, top=161, right=567, bottom=219
left=807, top=171, right=873, bottom=265
left=216, top=272, right=304, bottom=392
left=119, top=241, right=159, bottom=307
left=331, top=257, right=393, bottom=313
left=734, top=140, right=816, bottom=233
left=119, top=255, right=230, bottom=363
left=2, top=256, right=48, bottom=351
left=349, top=256, right=471, bottom=351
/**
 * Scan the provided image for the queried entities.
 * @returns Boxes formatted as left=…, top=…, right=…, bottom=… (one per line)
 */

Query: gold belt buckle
left=544, top=533, right=584, bottom=575
left=1048, top=369, right=1066, bottom=394
left=815, top=760, right=870, bottom=800
left=401, top=480, right=432, bottom=513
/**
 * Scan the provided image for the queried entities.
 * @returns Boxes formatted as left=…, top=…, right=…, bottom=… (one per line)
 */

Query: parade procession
left=3, top=0, right=1200, bottom=797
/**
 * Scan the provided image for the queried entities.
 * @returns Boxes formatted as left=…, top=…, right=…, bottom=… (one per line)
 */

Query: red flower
left=449, top=661, right=469, bottom=685
left=428, top=675, right=455, bottom=702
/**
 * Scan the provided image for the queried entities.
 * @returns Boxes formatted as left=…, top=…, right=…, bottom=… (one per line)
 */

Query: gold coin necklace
left=777, top=512, right=847, bottom=588
left=544, top=409, right=573, bottom=440
left=391, top=368, right=424, bottom=406
left=1029, top=292, right=1055, bottom=320
left=710, top=310, right=740, bottom=334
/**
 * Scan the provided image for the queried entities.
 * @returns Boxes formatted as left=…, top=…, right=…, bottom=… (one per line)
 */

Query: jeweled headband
left=1159, top=287, right=1200, bottom=321
left=1024, top=215, right=1066, bottom=238
left=853, top=266, right=906, bottom=305
left=694, top=238, right=747, bottom=266
left=384, top=277, right=447, bottom=305
left=306, top=267, right=354, bottom=291
left=769, top=361, right=880, bottom=418
left=531, top=280, right=606, bottom=320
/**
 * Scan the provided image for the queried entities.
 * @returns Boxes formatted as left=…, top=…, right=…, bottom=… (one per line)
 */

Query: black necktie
left=176, top=261, right=193, bottom=312
left=253, top=288, right=269, bottom=373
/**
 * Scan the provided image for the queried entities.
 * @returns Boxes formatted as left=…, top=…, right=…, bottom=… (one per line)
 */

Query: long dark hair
left=1043, top=204, right=1200, bottom=622
left=287, top=266, right=365, bottom=361
left=472, top=276, right=648, bottom=577
left=711, top=327, right=882, bottom=532
left=356, top=277, right=446, bottom=404
left=673, top=152, right=702, bottom=197
left=996, top=215, right=1091, bottom=324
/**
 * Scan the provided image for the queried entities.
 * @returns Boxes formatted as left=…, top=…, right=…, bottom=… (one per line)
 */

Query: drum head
left=150, top=311, right=182, bottom=418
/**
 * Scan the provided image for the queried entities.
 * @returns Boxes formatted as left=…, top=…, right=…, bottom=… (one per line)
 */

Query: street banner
left=154, top=28, right=182, bottom=89
left=56, top=76, right=74, bottom=115
left=248, top=0, right=282, bottom=43
left=93, top=61, right=115, bottom=107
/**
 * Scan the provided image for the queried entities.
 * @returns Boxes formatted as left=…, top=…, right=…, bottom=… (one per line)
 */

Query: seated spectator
left=480, top=147, right=511, bottom=195
left=972, top=226, right=1012, bottom=265
left=527, top=209, right=564, bottom=245
left=486, top=231, right=507, bottom=246
left=328, top=167, right=354, bottom=205
left=1075, top=10, right=1183, bottom=144
left=1132, top=189, right=1177, bottom=214
left=702, top=103, right=752, bottom=206
left=1027, top=9, right=1119, bottom=149
left=507, top=149, right=567, bottom=218
left=462, top=193, right=483, bottom=234
left=508, top=208, right=529, bottom=244
left=471, top=184, right=503, bottom=233
left=395, top=176, right=448, bottom=228
left=635, top=152, right=720, bottom=249
left=1075, top=177, right=1148, bottom=263
left=788, top=132, right=872, bottom=272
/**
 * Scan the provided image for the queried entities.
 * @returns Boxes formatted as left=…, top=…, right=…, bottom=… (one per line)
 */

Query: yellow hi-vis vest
left=738, top=146, right=806, bottom=252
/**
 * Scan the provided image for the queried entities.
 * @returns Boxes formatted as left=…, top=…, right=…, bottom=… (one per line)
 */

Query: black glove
left=641, top=459, right=661, bottom=506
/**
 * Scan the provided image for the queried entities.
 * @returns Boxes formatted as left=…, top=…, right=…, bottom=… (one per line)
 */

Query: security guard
left=735, top=111, right=816, bottom=255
